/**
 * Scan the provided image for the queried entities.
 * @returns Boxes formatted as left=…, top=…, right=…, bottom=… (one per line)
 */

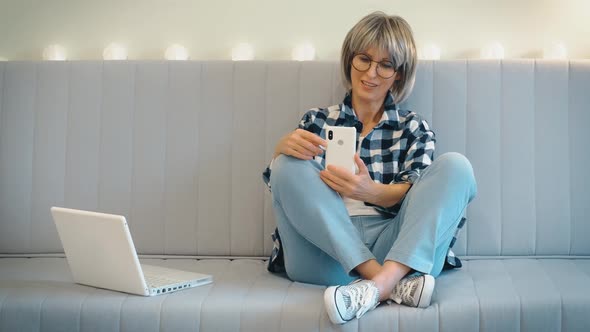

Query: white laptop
left=51, top=207, right=212, bottom=296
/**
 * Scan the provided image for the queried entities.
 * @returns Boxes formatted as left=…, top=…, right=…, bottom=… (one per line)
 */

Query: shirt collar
left=341, top=90, right=400, bottom=129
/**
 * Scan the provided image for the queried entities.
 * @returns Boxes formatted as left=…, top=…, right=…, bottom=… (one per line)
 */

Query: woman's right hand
left=273, top=129, right=327, bottom=160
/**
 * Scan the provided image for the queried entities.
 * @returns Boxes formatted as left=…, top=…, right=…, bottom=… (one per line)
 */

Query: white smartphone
left=325, top=126, right=357, bottom=174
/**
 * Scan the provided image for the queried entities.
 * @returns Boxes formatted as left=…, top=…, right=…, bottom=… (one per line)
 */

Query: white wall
left=0, top=0, right=589, bottom=60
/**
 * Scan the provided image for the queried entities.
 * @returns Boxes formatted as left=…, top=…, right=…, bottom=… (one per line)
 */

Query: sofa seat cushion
left=1, top=257, right=589, bottom=331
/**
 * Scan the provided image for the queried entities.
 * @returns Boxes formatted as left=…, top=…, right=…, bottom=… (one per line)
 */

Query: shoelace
left=393, top=277, right=418, bottom=305
left=343, top=282, right=379, bottom=319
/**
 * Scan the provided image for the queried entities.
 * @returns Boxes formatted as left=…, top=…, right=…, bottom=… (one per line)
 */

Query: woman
left=262, top=12, right=476, bottom=324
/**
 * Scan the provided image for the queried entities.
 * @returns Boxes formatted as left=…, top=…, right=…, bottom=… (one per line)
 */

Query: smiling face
left=340, top=13, right=418, bottom=105
left=350, top=46, right=398, bottom=108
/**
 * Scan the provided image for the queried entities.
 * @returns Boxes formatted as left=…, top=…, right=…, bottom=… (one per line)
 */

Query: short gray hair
left=341, top=12, right=417, bottom=104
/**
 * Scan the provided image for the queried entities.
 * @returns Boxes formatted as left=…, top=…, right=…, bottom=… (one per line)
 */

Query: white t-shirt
left=343, top=136, right=379, bottom=216
left=343, top=196, right=380, bottom=216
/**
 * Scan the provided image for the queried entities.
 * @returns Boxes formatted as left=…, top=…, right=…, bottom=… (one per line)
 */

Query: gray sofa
left=0, top=60, right=589, bottom=331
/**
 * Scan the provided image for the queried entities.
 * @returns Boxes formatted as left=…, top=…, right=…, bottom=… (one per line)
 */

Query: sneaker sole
left=417, top=275, right=435, bottom=308
left=324, top=286, right=347, bottom=325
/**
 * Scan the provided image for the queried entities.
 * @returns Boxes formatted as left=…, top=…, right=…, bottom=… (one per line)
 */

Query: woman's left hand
left=320, top=154, right=376, bottom=201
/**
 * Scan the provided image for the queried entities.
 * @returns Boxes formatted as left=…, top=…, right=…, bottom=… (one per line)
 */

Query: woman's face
left=350, top=46, right=398, bottom=108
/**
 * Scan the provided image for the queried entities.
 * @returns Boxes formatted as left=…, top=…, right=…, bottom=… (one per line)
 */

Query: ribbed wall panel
left=231, top=62, right=266, bottom=256
left=0, top=62, right=2, bottom=161
left=263, top=192, right=275, bottom=256
left=197, top=63, right=233, bottom=255
left=0, top=60, right=588, bottom=258
left=97, top=62, right=135, bottom=224
left=569, top=61, right=590, bottom=255
left=500, top=60, right=536, bottom=255
left=263, top=62, right=301, bottom=255
left=431, top=60, right=468, bottom=157
left=0, top=64, right=3, bottom=247
left=163, top=62, right=201, bottom=255
left=30, top=62, right=69, bottom=253
left=431, top=60, right=468, bottom=255
left=330, top=62, right=346, bottom=105
left=130, top=62, right=169, bottom=254
left=0, top=63, right=36, bottom=253
left=534, top=61, right=571, bottom=255
left=299, top=62, right=333, bottom=118
left=404, top=60, right=434, bottom=125
left=0, top=62, right=3, bottom=137
left=64, top=62, right=102, bottom=214
left=466, top=61, right=503, bottom=256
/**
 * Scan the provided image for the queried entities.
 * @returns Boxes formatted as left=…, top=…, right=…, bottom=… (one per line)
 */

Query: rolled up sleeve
left=261, top=110, right=319, bottom=191
left=393, top=116, right=436, bottom=185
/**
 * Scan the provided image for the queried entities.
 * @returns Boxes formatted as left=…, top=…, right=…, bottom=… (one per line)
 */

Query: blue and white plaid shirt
left=263, top=91, right=464, bottom=271
left=263, top=91, right=435, bottom=216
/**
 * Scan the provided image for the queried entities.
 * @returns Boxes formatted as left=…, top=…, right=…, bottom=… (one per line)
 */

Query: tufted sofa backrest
left=0, top=60, right=588, bottom=257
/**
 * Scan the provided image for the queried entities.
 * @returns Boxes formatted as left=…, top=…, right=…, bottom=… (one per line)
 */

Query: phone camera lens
left=328, top=130, right=333, bottom=140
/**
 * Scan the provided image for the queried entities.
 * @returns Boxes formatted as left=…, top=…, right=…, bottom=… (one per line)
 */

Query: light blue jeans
left=270, top=152, right=477, bottom=286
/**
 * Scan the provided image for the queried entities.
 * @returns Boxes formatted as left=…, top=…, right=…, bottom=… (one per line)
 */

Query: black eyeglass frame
left=351, top=53, right=398, bottom=79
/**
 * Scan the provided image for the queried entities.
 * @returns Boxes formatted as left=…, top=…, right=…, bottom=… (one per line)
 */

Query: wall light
left=292, top=42, right=316, bottom=61
left=543, top=43, right=567, bottom=59
left=232, top=42, right=254, bottom=61
left=43, top=44, right=67, bottom=61
left=103, top=43, right=128, bottom=60
left=481, top=42, right=505, bottom=59
left=419, top=43, right=441, bottom=60
left=165, top=44, right=189, bottom=60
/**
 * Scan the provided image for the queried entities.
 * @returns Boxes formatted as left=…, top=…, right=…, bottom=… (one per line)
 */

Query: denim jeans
left=269, top=152, right=477, bottom=286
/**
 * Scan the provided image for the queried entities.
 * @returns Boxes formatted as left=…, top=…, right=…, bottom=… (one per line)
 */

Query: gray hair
left=341, top=12, right=417, bottom=104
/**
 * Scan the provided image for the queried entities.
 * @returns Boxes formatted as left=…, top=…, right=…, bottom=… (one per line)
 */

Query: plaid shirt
left=263, top=91, right=464, bottom=272
left=263, top=91, right=435, bottom=216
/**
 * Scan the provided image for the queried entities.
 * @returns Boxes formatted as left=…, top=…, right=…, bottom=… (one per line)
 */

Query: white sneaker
left=390, top=274, right=435, bottom=308
left=324, top=279, right=380, bottom=324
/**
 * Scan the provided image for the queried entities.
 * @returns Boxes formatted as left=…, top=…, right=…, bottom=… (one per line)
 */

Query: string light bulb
left=481, top=42, right=505, bottom=59
left=165, top=44, right=189, bottom=60
left=231, top=42, right=254, bottom=61
left=292, top=42, right=316, bottom=61
left=43, top=44, right=67, bottom=61
left=419, top=43, right=441, bottom=60
left=543, top=43, right=567, bottom=59
left=103, top=43, right=128, bottom=60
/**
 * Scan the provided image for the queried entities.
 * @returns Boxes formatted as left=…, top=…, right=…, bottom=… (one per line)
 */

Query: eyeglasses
left=351, top=53, right=397, bottom=79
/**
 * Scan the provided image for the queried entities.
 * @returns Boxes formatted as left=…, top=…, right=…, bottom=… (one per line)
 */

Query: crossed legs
left=270, top=152, right=477, bottom=300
